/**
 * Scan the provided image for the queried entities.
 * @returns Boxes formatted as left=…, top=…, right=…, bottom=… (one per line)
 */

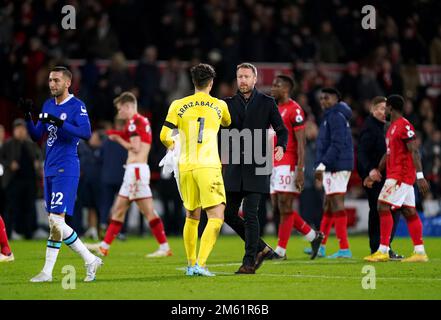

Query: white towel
left=159, top=135, right=182, bottom=198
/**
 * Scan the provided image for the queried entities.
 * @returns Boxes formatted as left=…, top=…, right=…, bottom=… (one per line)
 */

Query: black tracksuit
left=357, top=115, right=400, bottom=253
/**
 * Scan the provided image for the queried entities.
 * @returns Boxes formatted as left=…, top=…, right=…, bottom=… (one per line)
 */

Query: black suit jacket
left=222, top=88, right=288, bottom=193
left=357, top=114, right=386, bottom=180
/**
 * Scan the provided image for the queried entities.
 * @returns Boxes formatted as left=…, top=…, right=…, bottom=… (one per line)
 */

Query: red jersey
left=274, top=99, right=305, bottom=169
left=385, top=117, right=416, bottom=185
left=124, top=113, right=152, bottom=144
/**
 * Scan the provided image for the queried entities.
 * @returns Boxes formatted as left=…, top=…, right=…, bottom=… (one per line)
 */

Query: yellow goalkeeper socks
left=183, top=217, right=199, bottom=266
left=197, top=218, right=223, bottom=267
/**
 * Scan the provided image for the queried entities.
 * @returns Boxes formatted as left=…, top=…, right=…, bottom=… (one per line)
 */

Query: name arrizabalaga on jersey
left=177, top=100, right=222, bottom=119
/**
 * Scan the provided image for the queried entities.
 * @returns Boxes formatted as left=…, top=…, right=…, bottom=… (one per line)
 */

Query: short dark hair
left=13, top=118, right=26, bottom=128
left=190, top=63, right=216, bottom=89
left=236, top=62, right=257, bottom=76
left=386, top=94, right=405, bottom=112
left=371, top=96, right=387, bottom=106
left=276, top=75, right=295, bottom=92
left=50, top=66, right=72, bottom=80
left=321, top=87, right=341, bottom=101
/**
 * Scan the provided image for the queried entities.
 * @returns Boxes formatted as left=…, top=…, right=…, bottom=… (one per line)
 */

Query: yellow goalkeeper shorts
left=179, top=168, right=226, bottom=211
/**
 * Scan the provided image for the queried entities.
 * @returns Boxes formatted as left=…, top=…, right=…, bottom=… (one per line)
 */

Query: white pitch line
left=175, top=268, right=441, bottom=282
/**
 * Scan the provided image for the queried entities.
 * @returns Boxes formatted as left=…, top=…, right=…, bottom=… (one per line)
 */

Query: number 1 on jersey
left=197, top=117, right=205, bottom=143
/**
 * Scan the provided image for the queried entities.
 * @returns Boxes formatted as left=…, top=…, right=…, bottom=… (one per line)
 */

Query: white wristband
left=316, top=163, right=326, bottom=171
left=416, top=172, right=424, bottom=179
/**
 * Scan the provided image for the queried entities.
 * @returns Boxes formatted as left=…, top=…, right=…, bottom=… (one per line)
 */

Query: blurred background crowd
left=0, top=0, right=440, bottom=239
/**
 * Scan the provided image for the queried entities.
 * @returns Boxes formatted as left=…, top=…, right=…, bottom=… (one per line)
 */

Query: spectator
left=299, top=120, right=323, bottom=229
left=356, top=66, right=384, bottom=102
left=430, top=24, right=441, bottom=65
left=0, top=119, right=42, bottom=239
left=160, top=56, right=191, bottom=105
left=89, top=14, right=119, bottom=59
left=376, top=60, right=403, bottom=96
left=106, top=51, right=134, bottom=97
left=337, top=61, right=361, bottom=101
left=99, top=118, right=128, bottom=235
left=317, top=21, right=345, bottom=63
left=135, top=46, right=161, bottom=111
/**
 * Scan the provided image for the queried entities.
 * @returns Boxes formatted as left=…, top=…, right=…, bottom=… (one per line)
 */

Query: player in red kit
left=0, top=215, right=14, bottom=262
left=269, top=75, right=324, bottom=260
left=364, top=94, right=430, bottom=262
left=87, top=92, right=172, bottom=258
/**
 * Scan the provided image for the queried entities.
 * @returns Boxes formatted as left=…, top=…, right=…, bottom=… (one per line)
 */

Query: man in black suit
left=357, top=96, right=403, bottom=259
left=222, top=63, right=288, bottom=274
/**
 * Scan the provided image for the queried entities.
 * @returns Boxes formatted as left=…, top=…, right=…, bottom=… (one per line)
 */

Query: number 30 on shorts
left=279, top=175, right=292, bottom=185
left=51, top=192, right=64, bottom=206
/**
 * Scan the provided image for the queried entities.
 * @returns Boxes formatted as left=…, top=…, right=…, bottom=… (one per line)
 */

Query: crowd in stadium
left=0, top=0, right=440, bottom=240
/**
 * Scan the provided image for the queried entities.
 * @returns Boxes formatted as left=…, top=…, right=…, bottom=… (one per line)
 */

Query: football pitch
left=1, top=235, right=441, bottom=300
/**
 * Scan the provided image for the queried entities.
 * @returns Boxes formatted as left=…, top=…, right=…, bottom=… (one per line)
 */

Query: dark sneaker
left=235, top=265, right=256, bottom=274
left=389, top=250, right=404, bottom=261
left=310, top=231, right=325, bottom=260
left=254, top=246, right=275, bottom=270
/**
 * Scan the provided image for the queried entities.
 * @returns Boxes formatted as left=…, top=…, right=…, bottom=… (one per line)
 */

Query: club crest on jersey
left=128, top=123, right=136, bottom=132
left=60, top=113, right=67, bottom=120
left=80, top=105, right=88, bottom=114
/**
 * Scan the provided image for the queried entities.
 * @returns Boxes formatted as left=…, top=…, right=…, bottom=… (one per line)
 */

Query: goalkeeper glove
left=18, top=98, right=34, bottom=121
left=39, top=113, right=64, bottom=128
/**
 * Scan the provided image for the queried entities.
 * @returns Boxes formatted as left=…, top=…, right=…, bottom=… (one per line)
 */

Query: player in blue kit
left=21, top=66, right=103, bottom=282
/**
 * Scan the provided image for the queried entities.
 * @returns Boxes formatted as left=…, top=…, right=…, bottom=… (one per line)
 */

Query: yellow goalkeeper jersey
left=160, top=91, right=231, bottom=172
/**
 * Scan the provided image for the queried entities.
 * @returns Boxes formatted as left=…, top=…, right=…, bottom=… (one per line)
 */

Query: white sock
left=305, top=230, right=317, bottom=242
left=62, top=222, right=96, bottom=264
left=378, top=245, right=389, bottom=254
left=100, top=241, right=110, bottom=250
left=42, top=247, right=60, bottom=276
left=159, top=242, right=170, bottom=251
left=414, top=244, right=425, bottom=254
left=275, top=246, right=286, bottom=257
left=42, top=214, right=63, bottom=276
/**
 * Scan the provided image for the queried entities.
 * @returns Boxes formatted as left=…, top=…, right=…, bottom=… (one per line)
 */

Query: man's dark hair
left=386, top=94, right=405, bottom=113
left=190, top=63, right=216, bottom=89
left=276, top=75, right=295, bottom=92
left=51, top=66, right=72, bottom=80
left=321, top=87, right=341, bottom=101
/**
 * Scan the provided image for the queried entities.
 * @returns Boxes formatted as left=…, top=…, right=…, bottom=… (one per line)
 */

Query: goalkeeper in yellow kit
left=160, top=63, right=231, bottom=276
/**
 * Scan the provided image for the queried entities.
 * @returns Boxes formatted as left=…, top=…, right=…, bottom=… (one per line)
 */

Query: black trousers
left=4, top=179, right=37, bottom=239
left=365, top=183, right=400, bottom=253
left=224, top=191, right=268, bottom=266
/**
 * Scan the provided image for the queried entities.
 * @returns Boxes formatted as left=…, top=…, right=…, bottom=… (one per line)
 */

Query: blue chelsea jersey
left=40, top=95, right=91, bottom=177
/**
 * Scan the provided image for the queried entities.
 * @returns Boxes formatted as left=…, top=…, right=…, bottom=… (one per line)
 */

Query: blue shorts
left=44, top=176, right=79, bottom=216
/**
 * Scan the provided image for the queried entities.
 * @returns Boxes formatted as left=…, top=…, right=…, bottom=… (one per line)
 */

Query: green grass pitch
left=1, top=235, right=441, bottom=300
